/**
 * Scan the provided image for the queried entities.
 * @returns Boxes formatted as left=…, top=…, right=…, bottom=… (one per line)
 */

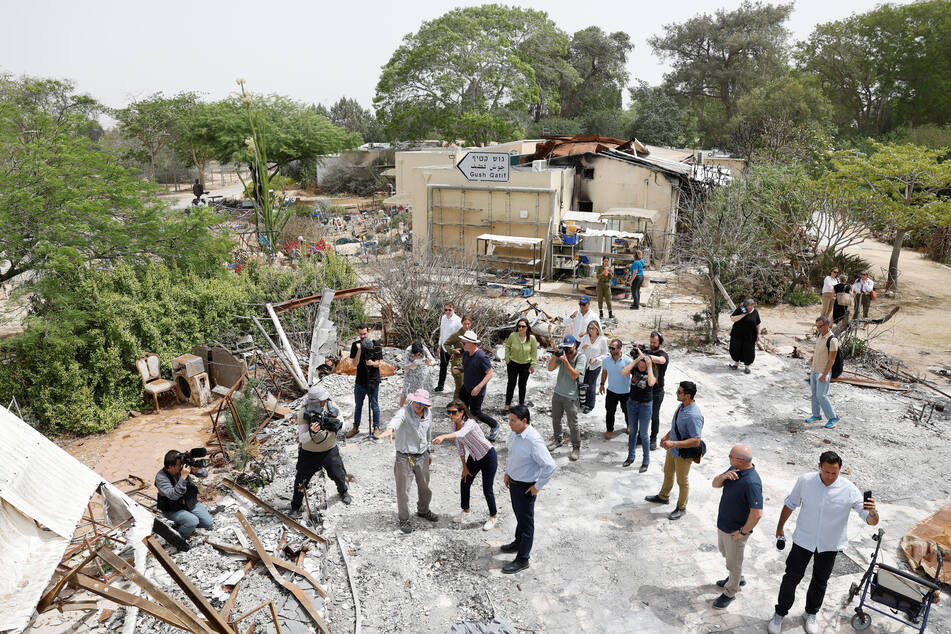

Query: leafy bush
left=808, top=250, right=872, bottom=288
left=0, top=255, right=365, bottom=435
left=786, top=288, right=821, bottom=306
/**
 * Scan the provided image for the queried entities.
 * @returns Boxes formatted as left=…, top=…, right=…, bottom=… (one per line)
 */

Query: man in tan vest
left=291, top=384, right=352, bottom=515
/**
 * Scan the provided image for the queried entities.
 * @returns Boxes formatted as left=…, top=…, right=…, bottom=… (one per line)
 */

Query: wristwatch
left=739, top=529, right=751, bottom=536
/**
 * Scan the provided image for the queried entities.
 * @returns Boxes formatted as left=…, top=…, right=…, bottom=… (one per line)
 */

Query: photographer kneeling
left=155, top=450, right=213, bottom=538
left=291, top=384, right=352, bottom=515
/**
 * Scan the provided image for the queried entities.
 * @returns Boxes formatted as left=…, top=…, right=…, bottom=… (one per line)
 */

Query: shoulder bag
left=673, top=407, right=706, bottom=463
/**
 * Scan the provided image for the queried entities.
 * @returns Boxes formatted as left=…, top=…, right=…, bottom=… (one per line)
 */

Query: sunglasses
left=608, top=346, right=619, bottom=351
left=517, top=324, right=528, bottom=329
left=444, top=308, right=453, bottom=312
left=447, top=409, right=460, bottom=414
left=413, top=401, right=428, bottom=407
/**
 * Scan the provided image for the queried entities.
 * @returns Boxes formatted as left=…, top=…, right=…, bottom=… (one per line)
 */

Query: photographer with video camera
left=546, top=335, right=587, bottom=462
left=155, top=449, right=213, bottom=539
left=291, top=384, right=352, bottom=515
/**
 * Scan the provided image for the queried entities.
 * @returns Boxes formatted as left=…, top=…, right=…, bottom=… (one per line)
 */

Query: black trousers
left=436, top=347, right=451, bottom=390
left=461, top=448, right=498, bottom=516
left=631, top=275, right=644, bottom=308
left=775, top=542, right=838, bottom=616
left=509, top=480, right=537, bottom=561
left=291, top=446, right=348, bottom=511
left=505, top=361, right=531, bottom=406
left=604, top=389, right=629, bottom=432
left=650, top=389, right=665, bottom=442
left=460, top=385, right=499, bottom=430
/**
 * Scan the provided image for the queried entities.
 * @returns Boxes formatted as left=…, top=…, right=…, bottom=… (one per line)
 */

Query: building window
left=578, top=200, right=593, bottom=212
left=582, top=168, right=595, bottom=180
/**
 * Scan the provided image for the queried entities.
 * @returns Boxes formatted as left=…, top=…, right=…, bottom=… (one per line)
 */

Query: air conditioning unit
left=532, top=159, right=548, bottom=172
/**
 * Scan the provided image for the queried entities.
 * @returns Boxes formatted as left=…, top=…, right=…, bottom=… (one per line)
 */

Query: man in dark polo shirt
left=710, top=444, right=763, bottom=609
left=347, top=324, right=383, bottom=438
left=645, top=331, right=669, bottom=450
left=455, top=330, right=500, bottom=441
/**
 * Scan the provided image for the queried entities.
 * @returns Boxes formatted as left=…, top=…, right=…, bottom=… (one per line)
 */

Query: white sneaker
left=766, top=613, right=784, bottom=634
left=803, top=612, right=818, bottom=634
left=452, top=512, right=469, bottom=524
left=482, top=517, right=497, bottom=531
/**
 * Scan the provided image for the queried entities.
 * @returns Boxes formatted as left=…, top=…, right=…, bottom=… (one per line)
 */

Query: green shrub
left=0, top=255, right=365, bottom=435
left=786, top=288, right=821, bottom=306
left=808, top=251, right=871, bottom=288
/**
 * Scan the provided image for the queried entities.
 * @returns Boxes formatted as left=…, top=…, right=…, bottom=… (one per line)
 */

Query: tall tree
left=627, top=81, right=691, bottom=147
left=373, top=5, right=572, bottom=143
left=329, top=97, right=384, bottom=143
left=560, top=27, right=633, bottom=119
left=0, top=76, right=229, bottom=287
left=170, top=95, right=216, bottom=187
left=649, top=1, right=792, bottom=145
left=825, top=142, right=951, bottom=288
left=112, top=92, right=192, bottom=181
left=796, top=0, right=951, bottom=138
left=728, top=74, right=834, bottom=164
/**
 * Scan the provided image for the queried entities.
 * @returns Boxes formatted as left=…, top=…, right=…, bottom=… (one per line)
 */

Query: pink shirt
left=454, top=419, right=492, bottom=461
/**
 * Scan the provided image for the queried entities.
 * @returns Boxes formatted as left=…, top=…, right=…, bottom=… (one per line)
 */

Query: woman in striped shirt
left=433, top=400, right=499, bottom=530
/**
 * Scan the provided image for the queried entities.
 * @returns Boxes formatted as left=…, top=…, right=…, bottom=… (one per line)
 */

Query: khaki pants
left=551, top=392, right=580, bottom=448
left=658, top=452, right=693, bottom=509
left=821, top=292, right=835, bottom=319
left=394, top=452, right=432, bottom=521
left=717, top=528, right=750, bottom=598
left=596, top=283, right=612, bottom=312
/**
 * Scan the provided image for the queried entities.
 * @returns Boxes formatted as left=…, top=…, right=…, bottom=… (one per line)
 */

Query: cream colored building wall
left=577, top=156, right=679, bottom=260
left=703, top=156, right=746, bottom=174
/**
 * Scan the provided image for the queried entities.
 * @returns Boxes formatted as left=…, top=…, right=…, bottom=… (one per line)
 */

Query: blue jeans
left=583, top=367, right=600, bottom=410
left=163, top=503, right=213, bottom=538
left=810, top=372, right=837, bottom=420
left=354, top=382, right=380, bottom=430
left=627, top=398, right=652, bottom=464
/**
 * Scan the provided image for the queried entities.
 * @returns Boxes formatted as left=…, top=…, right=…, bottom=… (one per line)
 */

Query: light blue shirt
left=601, top=354, right=633, bottom=394
left=505, top=425, right=556, bottom=490
left=785, top=472, right=869, bottom=553
left=629, top=260, right=644, bottom=277
left=387, top=404, right=432, bottom=454
left=669, top=402, right=703, bottom=458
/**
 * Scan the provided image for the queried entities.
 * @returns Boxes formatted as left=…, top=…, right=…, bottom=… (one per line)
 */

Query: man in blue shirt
left=501, top=404, right=556, bottom=574
left=711, top=445, right=763, bottom=609
left=645, top=380, right=703, bottom=520
left=599, top=338, right=632, bottom=439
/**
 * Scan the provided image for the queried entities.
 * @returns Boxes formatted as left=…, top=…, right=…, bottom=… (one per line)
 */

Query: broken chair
left=136, top=353, right=176, bottom=411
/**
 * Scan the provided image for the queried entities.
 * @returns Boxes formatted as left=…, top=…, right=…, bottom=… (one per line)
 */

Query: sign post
left=456, top=152, right=510, bottom=182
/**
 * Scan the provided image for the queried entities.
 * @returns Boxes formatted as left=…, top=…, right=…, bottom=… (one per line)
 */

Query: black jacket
left=155, top=467, right=199, bottom=513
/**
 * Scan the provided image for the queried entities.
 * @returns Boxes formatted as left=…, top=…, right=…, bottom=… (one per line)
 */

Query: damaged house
left=386, top=134, right=740, bottom=282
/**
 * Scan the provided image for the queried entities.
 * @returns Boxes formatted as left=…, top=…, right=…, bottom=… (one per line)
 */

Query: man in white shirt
left=568, top=296, right=600, bottom=340
left=851, top=271, right=875, bottom=319
left=434, top=302, right=462, bottom=393
left=820, top=267, right=839, bottom=319
left=766, top=451, right=879, bottom=634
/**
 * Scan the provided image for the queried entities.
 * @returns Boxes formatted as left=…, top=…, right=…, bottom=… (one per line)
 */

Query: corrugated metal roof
left=600, top=208, right=659, bottom=222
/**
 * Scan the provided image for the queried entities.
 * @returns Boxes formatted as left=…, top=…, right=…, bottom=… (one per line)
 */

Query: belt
left=509, top=479, right=535, bottom=487
left=397, top=450, right=429, bottom=459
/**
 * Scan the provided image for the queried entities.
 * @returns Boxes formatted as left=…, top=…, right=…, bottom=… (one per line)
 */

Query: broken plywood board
left=901, top=503, right=951, bottom=584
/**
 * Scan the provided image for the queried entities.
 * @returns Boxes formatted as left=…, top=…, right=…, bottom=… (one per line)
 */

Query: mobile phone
left=863, top=490, right=872, bottom=502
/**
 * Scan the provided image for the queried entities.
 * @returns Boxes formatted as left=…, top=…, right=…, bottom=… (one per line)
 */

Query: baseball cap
left=561, top=335, right=578, bottom=347
left=578, top=296, right=591, bottom=304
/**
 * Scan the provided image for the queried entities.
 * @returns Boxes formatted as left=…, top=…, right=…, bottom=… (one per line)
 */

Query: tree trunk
left=888, top=229, right=905, bottom=290
left=708, top=276, right=719, bottom=342
left=192, top=149, right=205, bottom=188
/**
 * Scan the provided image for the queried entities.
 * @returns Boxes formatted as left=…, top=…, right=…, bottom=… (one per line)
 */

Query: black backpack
left=826, top=336, right=843, bottom=379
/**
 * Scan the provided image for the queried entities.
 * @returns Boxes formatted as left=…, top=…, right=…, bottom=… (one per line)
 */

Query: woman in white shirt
left=820, top=267, right=839, bottom=320
left=579, top=321, right=608, bottom=414
left=851, top=271, right=875, bottom=319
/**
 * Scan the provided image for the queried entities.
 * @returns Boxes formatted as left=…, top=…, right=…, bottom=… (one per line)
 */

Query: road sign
left=456, top=151, right=510, bottom=182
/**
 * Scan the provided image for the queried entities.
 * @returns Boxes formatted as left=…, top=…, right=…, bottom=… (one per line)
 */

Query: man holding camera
left=645, top=331, right=669, bottom=451
left=291, top=384, right=351, bottom=516
left=767, top=451, right=878, bottom=634
left=546, top=335, right=587, bottom=461
left=348, top=324, right=383, bottom=438
left=155, top=450, right=214, bottom=539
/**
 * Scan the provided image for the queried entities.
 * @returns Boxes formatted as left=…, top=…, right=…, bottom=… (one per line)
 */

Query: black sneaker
left=716, top=578, right=746, bottom=588
left=644, top=494, right=669, bottom=504
left=416, top=510, right=439, bottom=522
left=341, top=492, right=353, bottom=505
left=502, top=558, right=530, bottom=574
left=650, top=440, right=657, bottom=451
left=638, top=464, right=649, bottom=473
left=288, top=507, right=303, bottom=519
left=433, top=386, right=445, bottom=393
left=399, top=521, right=412, bottom=534
left=712, top=594, right=735, bottom=609
left=500, top=541, right=520, bottom=554
left=667, top=508, right=686, bottom=520
left=622, top=458, right=635, bottom=468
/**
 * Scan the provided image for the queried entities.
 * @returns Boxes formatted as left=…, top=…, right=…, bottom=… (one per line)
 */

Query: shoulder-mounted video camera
left=179, top=447, right=209, bottom=478
left=304, top=408, right=343, bottom=435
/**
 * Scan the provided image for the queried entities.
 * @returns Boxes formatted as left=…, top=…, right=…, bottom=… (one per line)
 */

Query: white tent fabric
left=0, top=406, right=153, bottom=632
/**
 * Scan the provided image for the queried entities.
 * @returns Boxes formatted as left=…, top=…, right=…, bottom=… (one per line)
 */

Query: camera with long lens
left=303, top=408, right=343, bottom=435
left=180, top=447, right=209, bottom=478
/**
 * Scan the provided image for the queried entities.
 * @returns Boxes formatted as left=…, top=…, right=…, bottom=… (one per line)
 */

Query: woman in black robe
left=832, top=281, right=850, bottom=325
left=729, top=298, right=761, bottom=373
